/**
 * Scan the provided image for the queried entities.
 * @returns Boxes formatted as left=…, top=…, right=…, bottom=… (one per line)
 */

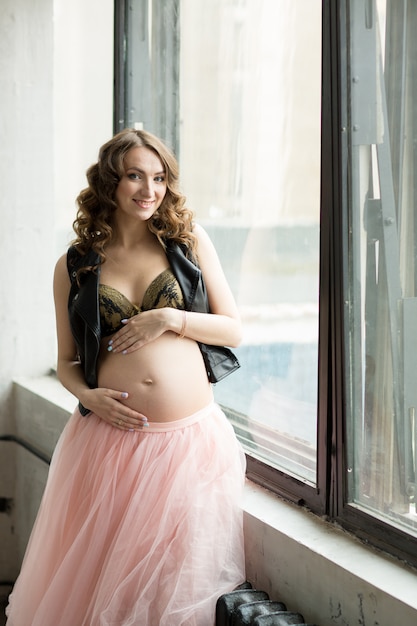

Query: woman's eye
left=126, top=173, right=165, bottom=182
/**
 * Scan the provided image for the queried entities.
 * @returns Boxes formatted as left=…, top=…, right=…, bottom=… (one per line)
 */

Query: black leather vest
left=67, top=241, right=211, bottom=415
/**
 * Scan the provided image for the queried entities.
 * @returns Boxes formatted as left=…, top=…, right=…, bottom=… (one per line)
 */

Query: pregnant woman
left=6, top=128, right=245, bottom=625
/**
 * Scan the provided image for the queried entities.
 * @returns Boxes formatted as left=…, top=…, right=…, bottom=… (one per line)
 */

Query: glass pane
left=346, top=0, right=417, bottom=535
left=179, top=0, right=321, bottom=483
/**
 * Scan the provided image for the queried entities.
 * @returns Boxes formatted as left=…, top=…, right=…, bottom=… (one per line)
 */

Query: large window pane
left=179, top=0, right=321, bottom=483
left=346, top=0, right=417, bottom=535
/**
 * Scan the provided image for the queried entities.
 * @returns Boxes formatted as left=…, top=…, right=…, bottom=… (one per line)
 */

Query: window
left=340, top=0, right=417, bottom=559
left=178, top=0, right=321, bottom=491
left=115, top=0, right=323, bottom=496
left=114, top=0, right=417, bottom=566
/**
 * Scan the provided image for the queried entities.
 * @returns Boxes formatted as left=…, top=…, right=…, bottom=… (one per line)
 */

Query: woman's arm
left=53, top=254, right=149, bottom=429
left=108, top=224, right=242, bottom=354
left=170, top=223, right=242, bottom=346
left=53, top=254, right=93, bottom=401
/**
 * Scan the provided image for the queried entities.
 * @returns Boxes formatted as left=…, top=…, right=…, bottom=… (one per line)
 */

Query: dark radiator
left=216, top=582, right=319, bottom=626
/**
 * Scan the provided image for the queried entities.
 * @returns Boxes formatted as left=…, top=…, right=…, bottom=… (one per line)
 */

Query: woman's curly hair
left=72, top=128, right=196, bottom=263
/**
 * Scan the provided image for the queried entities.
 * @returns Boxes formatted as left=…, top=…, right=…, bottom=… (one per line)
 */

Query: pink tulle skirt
left=6, top=402, right=246, bottom=626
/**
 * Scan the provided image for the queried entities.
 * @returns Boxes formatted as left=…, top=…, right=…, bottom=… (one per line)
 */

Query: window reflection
left=179, top=0, right=321, bottom=483
left=346, top=0, right=417, bottom=535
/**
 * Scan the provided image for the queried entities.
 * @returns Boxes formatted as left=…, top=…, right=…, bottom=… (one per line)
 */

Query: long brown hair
left=72, top=128, right=196, bottom=261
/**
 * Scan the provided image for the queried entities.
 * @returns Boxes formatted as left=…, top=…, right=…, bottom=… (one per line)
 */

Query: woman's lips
left=133, top=199, right=154, bottom=208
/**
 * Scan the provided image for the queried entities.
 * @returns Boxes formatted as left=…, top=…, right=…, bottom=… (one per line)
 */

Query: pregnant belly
left=97, top=333, right=213, bottom=421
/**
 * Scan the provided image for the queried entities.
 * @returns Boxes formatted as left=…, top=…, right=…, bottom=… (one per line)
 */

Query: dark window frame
left=244, top=0, right=338, bottom=517
left=114, top=0, right=180, bottom=152
left=333, top=0, right=417, bottom=569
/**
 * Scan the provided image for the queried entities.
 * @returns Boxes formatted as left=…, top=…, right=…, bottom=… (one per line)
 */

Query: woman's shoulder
left=66, top=244, right=101, bottom=271
left=53, top=253, right=72, bottom=295
left=192, top=222, right=206, bottom=238
left=192, top=223, right=218, bottom=259
left=54, top=249, right=77, bottom=286
left=53, top=245, right=97, bottom=285
left=54, top=252, right=68, bottom=276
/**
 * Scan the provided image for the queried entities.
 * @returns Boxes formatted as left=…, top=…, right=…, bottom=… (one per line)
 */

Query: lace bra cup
left=99, top=268, right=185, bottom=337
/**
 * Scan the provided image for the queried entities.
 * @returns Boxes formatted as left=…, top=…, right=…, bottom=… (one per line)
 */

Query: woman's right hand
left=79, top=388, right=149, bottom=430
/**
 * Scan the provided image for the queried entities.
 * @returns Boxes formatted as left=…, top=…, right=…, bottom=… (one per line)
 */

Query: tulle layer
left=6, top=403, right=246, bottom=626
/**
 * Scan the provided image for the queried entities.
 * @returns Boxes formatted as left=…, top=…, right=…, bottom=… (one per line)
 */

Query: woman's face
left=114, top=146, right=167, bottom=223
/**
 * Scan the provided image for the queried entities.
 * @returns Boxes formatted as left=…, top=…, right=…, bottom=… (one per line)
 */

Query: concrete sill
left=243, top=480, right=417, bottom=625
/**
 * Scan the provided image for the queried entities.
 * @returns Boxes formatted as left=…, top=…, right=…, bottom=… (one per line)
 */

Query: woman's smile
left=133, top=198, right=155, bottom=209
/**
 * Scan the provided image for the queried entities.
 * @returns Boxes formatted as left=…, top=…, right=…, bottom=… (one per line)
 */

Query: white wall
left=0, top=0, right=55, bottom=421
left=53, top=0, right=115, bottom=249
left=0, top=0, right=113, bottom=583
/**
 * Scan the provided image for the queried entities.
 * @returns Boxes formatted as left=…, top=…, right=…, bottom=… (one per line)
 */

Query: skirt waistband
left=142, top=402, right=217, bottom=432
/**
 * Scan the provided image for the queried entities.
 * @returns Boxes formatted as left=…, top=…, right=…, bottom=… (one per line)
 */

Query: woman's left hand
left=107, top=309, right=167, bottom=354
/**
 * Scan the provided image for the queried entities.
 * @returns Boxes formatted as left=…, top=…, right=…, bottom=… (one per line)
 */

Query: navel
left=143, top=378, right=154, bottom=385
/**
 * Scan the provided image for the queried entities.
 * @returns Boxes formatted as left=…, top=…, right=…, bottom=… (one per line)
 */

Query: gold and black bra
left=99, top=268, right=184, bottom=337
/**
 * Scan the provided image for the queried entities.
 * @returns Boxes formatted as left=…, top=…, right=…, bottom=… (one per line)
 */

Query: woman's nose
left=141, top=178, right=154, bottom=196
